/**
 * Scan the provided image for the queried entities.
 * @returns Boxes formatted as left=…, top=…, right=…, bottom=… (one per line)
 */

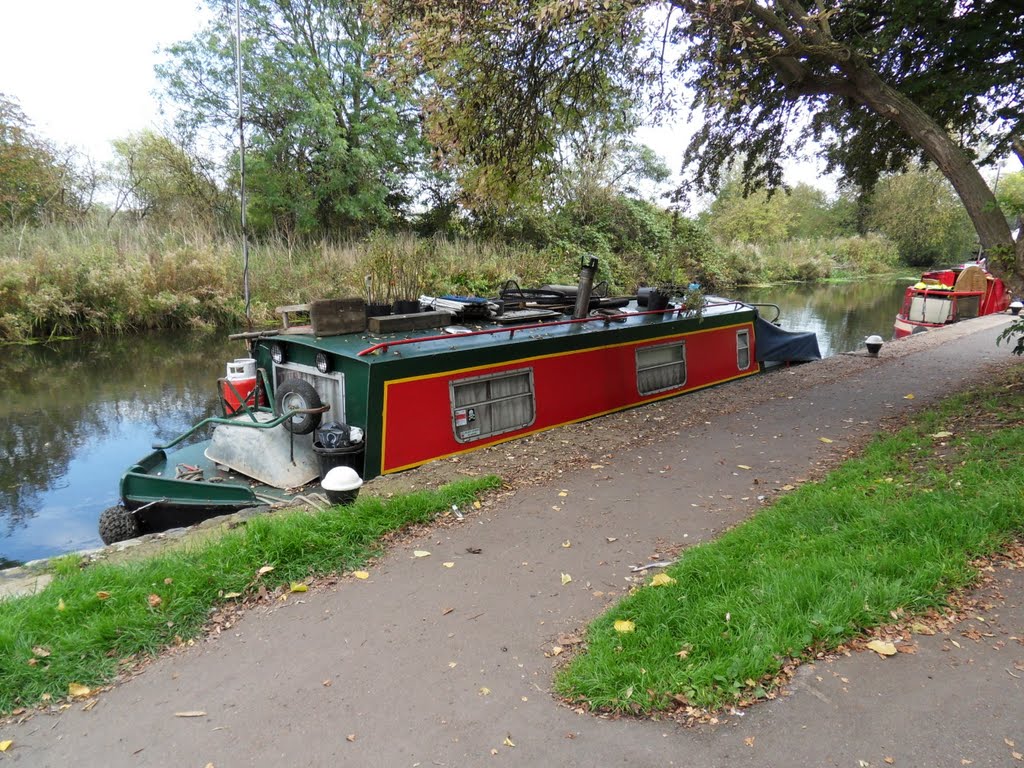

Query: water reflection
left=0, top=333, right=237, bottom=564
left=736, top=277, right=910, bottom=358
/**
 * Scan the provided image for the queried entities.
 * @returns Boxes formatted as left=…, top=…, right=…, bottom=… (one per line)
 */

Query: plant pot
left=393, top=299, right=421, bottom=315
left=365, top=303, right=392, bottom=318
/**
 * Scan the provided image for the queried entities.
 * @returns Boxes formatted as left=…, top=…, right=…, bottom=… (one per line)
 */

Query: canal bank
left=2, top=314, right=1022, bottom=767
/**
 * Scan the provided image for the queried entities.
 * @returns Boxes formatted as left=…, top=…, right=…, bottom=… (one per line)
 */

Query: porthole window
left=636, top=341, right=686, bottom=396
left=451, top=369, right=536, bottom=442
left=737, top=329, right=751, bottom=370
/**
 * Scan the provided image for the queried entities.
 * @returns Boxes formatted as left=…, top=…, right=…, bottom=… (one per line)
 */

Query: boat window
left=737, top=329, right=750, bottom=370
left=450, top=369, right=536, bottom=443
left=636, top=341, right=686, bottom=396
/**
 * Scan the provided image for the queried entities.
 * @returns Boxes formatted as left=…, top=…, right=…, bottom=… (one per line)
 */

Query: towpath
left=4, top=315, right=1023, bottom=767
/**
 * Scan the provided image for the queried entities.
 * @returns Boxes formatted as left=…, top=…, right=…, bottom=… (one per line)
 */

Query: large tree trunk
left=843, top=63, right=1023, bottom=292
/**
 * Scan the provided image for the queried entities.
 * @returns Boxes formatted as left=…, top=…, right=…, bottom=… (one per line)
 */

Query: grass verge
left=555, top=374, right=1024, bottom=713
left=0, top=476, right=499, bottom=713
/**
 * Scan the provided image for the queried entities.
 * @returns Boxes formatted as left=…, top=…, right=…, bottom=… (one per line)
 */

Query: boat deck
left=268, top=297, right=750, bottom=363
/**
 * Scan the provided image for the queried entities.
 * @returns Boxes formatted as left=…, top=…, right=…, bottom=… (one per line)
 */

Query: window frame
left=635, top=339, right=687, bottom=397
left=449, top=367, right=537, bottom=443
left=736, top=329, right=751, bottom=371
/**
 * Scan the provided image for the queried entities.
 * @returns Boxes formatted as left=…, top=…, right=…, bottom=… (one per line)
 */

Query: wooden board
left=369, top=311, right=451, bottom=334
left=311, top=298, right=367, bottom=336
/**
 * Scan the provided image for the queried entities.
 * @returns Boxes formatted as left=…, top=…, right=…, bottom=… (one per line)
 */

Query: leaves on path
left=0, top=740, right=11, bottom=752
left=413, top=550, right=431, bottom=558
left=174, top=711, right=207, bottom=717
left=479, top=687, right=491, bottom=696
left=562, top=540, right=572, bottom=548
left=561, top=573, right=572, bottom=585
left=353, top=571, right=370, bottom=579
left=443, top=562, right=455, bottom=568
left=737, top=465, right=752, bottom=470
left=903, top=393, right=915, bottom=399
left=867, top=640, right=897, bottom=656
left=503, top=735, right=516, bottom=748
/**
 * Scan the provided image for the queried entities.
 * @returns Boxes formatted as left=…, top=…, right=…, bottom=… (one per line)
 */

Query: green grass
left=555, top=378, right=1024, bottom=712
left=0, top=476, right=499, bottom=712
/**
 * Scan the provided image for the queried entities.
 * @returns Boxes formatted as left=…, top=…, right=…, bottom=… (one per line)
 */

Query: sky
left=1, top=0, right=209, bottom=162
left=0, top=0, right=833, bottom=201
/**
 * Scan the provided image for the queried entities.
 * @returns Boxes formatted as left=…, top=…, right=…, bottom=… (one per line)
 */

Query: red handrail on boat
left=356, top=301, right=745, bottom=357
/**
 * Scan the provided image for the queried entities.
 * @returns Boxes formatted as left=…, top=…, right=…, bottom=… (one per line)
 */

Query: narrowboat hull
left=108, top=293, right=819, bottom=542
left=894, top=262, right=1010, bottom=339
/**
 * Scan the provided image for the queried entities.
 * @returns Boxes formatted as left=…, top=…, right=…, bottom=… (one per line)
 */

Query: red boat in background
left=894, top=261, right=1010, bottom=338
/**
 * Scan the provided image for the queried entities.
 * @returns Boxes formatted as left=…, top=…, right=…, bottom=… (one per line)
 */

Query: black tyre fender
left=274, top=378, right=323, bottom=435
left=98, top=505, right=140, bottom=545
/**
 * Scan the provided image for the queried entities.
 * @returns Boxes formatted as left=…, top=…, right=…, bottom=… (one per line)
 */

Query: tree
left=865, top=167, right=977, bottom=266
left=158, top=0, right=422, bottom=237
left=106, top=130, right=227, bottom=227
left=380, top=1, right=1024, bottom=290
left=997, top=171, right=1024, bottom=228
left=0, top=93, right=90, bottom=227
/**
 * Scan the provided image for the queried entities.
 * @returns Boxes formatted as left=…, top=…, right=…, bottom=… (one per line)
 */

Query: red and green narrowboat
left=894, top=261, right=1011, bottom=338
left=98, top=258, right=820, bottom=544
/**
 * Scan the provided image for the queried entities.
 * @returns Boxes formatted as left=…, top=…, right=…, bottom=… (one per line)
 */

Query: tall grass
left=1, top=219, right=902, bottom=342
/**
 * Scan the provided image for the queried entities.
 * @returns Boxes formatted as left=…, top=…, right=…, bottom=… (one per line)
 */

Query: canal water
left=0, top=277, right=913, bottom=566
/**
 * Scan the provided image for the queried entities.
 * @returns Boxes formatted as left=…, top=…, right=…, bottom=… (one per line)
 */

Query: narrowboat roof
left=262, top=297, right=756, bottom=364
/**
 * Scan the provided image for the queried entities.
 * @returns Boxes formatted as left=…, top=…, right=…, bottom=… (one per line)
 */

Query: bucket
left=313, top=423, right=365, bottom=479
left=227, top=358, right=257, bottom=379
left=220, top=376, right=261, bottom=415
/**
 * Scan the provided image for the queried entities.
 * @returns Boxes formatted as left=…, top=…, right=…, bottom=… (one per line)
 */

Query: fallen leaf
left=256, top=566, right=274, bottom=577
left=744, top=736, right=755, bottom=747
left=503, top=735, right=516, bottom=748
left=222, top=591, right=242, bottom=599
left=867, top=640, right=898, bottom=656
left=558, top=491, right=568, bottom=497
left=781, top=484, right=795, bottom=491
left=26, top=658, right=38, bottom=667
left=448, top=662, right=457, bottom=668
left=491, top=749, right=499, bottom=756
left=289, top=583, right=308, bottom=593
left=561, top=573, right=572, bottom=585
left=650, top=573, right=676, bottom=587
left=322, top=679, right=332, bottom=687
left=57, top=598, right=65, bottom=611
left=442, top=607, right=454, bottom=615
left=1013, top=752, right=1023, bottom=762
left=1007, top=740, right=1016, bottom=748
left=413, top=550, right=431, bottom=558
left=68, top=683, right=91, bottom=699
left=96, top=591, right=111, bottom=600
left=479, top=687, right=491, bottom=696
left=353, top=571, right=370, bottom=579
left=443, top=562, right=455, bottom=568
left=32, top=646, right=51, bottom=658
left=737, top=464, right=752, bottom=470
left=910, top=623, right=936, bottom=635
left=81, top=699, right=98, bottom=711
left=550, top=646, right=563, bottom=656
left=473, top=501, right=481, bottom=509
left=0, top=740, right=11, bottom=752
left=931, top=431, right=953, bottom=439
left=174, top=711, right=207, bottom=717
left=148, top=594, right=163, bottom=607
left=951, top=639, right=961, bottom=648
left=346, top=734, right=356, bottom=742
left=557, top=634, right=584, bottom=646
left=903, top=393, right=915, bottom=399
left=676, top=645, right=691, bottom=659
left=561, top=540, right=571, bottom=548
left=884, top=758, right=895, bottom=765
left=819, top=437, right=833, bottom=444
left=614, top=620, right=635, bottom=633
left=606, top=537, right=617, bottom=543
left=590, top=464, right=604, bottom=469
